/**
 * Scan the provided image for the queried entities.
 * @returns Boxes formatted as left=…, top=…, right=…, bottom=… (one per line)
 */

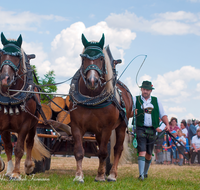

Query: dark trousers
left=136, top=126, right=156, bottom=155
left=191, top=150, right=200, bottom=164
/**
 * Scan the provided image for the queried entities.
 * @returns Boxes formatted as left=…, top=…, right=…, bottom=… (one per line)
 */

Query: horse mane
left=20, top=48, right=26, bottom=68
left=8, top=38, right=17, bottom=42
left=103, top=48, right=114, bottom=93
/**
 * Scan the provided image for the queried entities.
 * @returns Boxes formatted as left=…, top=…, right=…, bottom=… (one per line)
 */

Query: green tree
left=31, top=65, right=57, bottom=103
left=31, top=65, right=40, bottom=84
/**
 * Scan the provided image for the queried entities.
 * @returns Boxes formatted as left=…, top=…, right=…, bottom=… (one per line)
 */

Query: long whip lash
left=117, top=54, right=147, bottom=82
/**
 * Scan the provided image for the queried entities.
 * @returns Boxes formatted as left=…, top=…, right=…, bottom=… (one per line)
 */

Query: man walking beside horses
left=133, top=81, right=170, bottom=180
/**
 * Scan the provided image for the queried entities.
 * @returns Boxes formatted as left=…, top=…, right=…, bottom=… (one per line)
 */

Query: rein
left=34, top=77, right=72, bottom=87
left=166, top=131, right=189, bottom=160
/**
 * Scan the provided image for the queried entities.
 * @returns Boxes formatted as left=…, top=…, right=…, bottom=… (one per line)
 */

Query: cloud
left=0, top=7, right=67, bottom=31
left=185, top=113, right=196, bottom=120
left=22, top=41, right=51, bottom=76
left=89, top=14, right=95, bottom=18
left=49, top=21, right=136, bottom=79
left=152, top=66, right=200, bottom=99
left=57, top=83, right=70, bottom=95
left=1, top=20, right=136, bottom=83
left=196, top=83, right=200, bottom=91
left=105, top=10, right=200, bottom=35
left=168, top=106, right=186, bottom=113
left=126, top=65, right=200, bottom=102
left=125, top=64, right=200, bottom=119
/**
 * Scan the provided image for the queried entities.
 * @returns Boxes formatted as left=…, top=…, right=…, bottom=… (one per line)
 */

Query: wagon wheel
left=105, top=141, right=112, bottom=175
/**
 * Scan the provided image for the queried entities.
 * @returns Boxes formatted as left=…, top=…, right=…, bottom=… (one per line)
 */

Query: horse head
left=80, top=34, right=113, bottom=93
left=0, top=33, right=24, bottom=93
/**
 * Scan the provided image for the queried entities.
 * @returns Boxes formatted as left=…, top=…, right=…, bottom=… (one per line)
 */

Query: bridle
left=80, top=56, right=109, bottom=89
left=0, top=43, right=23, bottom=84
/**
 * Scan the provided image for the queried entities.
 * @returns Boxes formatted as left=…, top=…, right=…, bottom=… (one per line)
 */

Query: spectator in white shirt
left=176, top=129, right=186, bottom=166
left=180, top=121, right=188, bottom=138
left=191, top=128, right=200, bottom=164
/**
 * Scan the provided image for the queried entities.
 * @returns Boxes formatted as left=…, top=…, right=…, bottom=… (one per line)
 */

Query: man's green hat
left=80, top=33, right=105, bottom=60
left=1, top=32, right=22, bottom=55
left=140, top=81, right=154, bottom=90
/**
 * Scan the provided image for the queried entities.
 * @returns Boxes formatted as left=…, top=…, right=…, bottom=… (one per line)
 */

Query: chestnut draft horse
left=69, top=34, right=133, bottom=182
left=0, top=33, right=50, bottom=180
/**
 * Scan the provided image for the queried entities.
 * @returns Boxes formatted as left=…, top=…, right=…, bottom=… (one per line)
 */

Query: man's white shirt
left=133, top=95, right=166, bottom=127
left=182, top=128, right=188, bottom=137
left=192, top=135, right=200, bottom=149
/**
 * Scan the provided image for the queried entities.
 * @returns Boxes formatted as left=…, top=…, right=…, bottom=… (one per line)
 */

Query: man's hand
left=156, top=128, right=162, bottom=132
left=161, top=115, right=170, bottom=131
left=164, top=124, right=170, bottom=131
left=135, top=109, right=138, bottom=115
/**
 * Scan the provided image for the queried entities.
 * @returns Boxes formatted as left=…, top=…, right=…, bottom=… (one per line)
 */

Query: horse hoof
left=9, top=173, right=21, bottom=181
left=94, top=178, right=106, bottom=182
left=107, top=175, right=116, bottom=182
left=73, top=176, right=84, bottom=183
left=25, top=166, right=34, bottom=175
left=9, top=176, right=21, bottom=181
left=95, top=176, right=106, bottom=182
left=5, top=173, right=12, bottom=178
left=0, top=161, right=5, bottom=172
left=107, top=178, right=116, bottom=182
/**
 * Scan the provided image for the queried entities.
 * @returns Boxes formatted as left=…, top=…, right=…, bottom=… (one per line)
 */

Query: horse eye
left=101, top=57, right=103, bottom=61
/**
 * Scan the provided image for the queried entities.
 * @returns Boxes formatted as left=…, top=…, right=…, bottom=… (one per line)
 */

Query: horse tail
left=110, top=129, right=131, bottom=165
left=29, top=133, right=50, bottom=161
left=14, top=133, right=50, bottom=161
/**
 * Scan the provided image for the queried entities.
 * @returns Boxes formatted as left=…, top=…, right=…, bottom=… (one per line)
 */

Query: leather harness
left=69, top=46, right=130, bottom=126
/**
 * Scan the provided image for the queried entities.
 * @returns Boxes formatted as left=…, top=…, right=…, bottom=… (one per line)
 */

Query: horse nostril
left=7, top=76, right=10, bottom=83
left=87, top=78, right=91, bottom=85
left=94, top=77, right=98, bottom=86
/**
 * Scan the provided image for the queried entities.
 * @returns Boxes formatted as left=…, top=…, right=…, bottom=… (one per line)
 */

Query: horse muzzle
left=86, top=76, right=99, bottom=90
left=0, top=74, right=15, bottom=87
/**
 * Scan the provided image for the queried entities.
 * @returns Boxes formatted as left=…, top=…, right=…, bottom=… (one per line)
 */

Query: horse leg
left=1, top=131, right=14, bottom=176
left=72, top=127, right=84, bottom=183
left=10, top=131, right=26, bottom=180
left=95, top=131, right=111, bottom=182
left=107, top=124, right=126, bottom=182
left=0, top=156, right=5, bottom=172
left=24, top=125, right=36, bottom=175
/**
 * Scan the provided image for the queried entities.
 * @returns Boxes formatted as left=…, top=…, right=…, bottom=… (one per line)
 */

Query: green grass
left=0, top=156, right=200, bottom=190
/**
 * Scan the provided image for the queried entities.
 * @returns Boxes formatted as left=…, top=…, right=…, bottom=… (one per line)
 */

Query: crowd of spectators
left=154, top=117, right=200, bottom=166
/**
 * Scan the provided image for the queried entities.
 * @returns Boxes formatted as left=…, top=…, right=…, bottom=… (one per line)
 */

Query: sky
left=0, top=0, right=200, bottom=124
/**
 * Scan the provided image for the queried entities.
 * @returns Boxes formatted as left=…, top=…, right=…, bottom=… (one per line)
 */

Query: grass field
left=0, top=154, right=200, bottom=190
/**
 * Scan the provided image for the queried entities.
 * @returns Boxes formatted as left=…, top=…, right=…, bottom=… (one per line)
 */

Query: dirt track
left=2, top=155, right=199, bottom=178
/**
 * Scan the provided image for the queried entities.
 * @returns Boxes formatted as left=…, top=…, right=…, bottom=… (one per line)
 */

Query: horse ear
left=16, top=34, right=22, bottom=47
left=1, top=32, right=9, bottom=46
left=82, top=34, right=88, bottom=47
left=99, top=33, right=105, bottom=49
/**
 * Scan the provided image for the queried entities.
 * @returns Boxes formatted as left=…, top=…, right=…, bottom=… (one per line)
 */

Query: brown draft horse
left=0, top=33, right=50, bottom=180
left=69, top=34, right=133, bottom=182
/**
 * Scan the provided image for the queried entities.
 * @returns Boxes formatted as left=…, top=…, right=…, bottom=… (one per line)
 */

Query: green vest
left=132, top=96, right=160, bottom=129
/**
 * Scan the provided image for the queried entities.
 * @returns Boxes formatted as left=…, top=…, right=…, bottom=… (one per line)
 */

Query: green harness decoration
left=80, top=33, right=105, bottom=60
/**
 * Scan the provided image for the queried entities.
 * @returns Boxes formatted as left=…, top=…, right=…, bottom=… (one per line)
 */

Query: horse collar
left=0, top=52, right=34, bottom=106
left=70, top=69, right=113, bottom=107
